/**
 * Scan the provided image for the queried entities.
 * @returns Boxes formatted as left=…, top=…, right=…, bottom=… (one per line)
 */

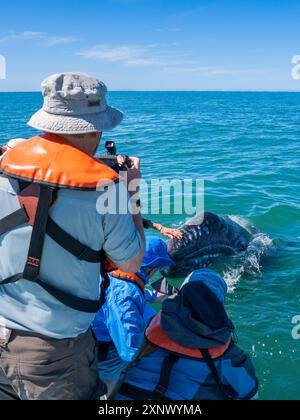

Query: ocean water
left=0, top=91, right=299, bottom=400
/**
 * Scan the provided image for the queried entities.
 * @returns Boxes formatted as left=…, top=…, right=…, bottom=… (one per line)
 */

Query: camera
left=97, top=140, right=132, bottom=172
left=105, top=141, right=117, bottom=156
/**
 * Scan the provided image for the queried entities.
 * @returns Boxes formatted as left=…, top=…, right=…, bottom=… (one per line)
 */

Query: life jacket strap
left=200, top=348, right=233, bottom=400
left=117, top=353, right=178, bottom=401
left=152, top=353, right=179, bottom=399
left=0, top=273, right=25, bottom=286
left=0, top=272, right=107, bottom=313
left=23, top=185, right=54, bottom=281
left=0, top=207, right=29, bottom=236
left=46, top=217, right=105, bottom=263
left=34, top=277, right=107, bottom=313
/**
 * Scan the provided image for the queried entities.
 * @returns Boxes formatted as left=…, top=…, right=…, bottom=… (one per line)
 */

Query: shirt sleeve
left=105, top=279, right=146, bottom=362
left=100, top=182, right=143, bottom=264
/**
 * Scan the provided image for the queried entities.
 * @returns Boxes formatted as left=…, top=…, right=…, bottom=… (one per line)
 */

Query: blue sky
left=0, top=0, right=299, bottom=91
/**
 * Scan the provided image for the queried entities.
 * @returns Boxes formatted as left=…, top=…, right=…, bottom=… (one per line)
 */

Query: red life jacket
left=0, top=133, right=120, bottom=313
left=1, top=133, right=118, bottom=189
left=145, top=312, right=231, bottom=359
left=117, top=313, right=233, bottom=401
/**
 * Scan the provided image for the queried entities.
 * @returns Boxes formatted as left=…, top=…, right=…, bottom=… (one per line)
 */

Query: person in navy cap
left=92, top=236, right=176, bottom=396
left=114, top=269, right=259, bottom=400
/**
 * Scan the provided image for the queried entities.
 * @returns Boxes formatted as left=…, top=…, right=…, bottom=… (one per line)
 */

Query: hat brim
left=27, top=106, right=124, bottom=134
left=142, top=256, right=176, bottom=269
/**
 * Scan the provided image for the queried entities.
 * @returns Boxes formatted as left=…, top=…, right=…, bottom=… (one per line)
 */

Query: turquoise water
left=0, top=91, right=300, bottom=400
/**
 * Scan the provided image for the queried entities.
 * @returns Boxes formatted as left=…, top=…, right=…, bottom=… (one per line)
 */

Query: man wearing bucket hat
left=0, top=73, right=145, bottom=400
left=92, top=235, right=175, bottom=397
left=114, top=269, right=259, bottom=400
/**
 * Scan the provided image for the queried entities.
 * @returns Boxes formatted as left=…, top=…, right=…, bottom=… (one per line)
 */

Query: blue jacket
left=92, top=275, right=156, bottom=362
left=92, top=235, right=174, bottom=363
left=115, top=343, right=258, bottom=400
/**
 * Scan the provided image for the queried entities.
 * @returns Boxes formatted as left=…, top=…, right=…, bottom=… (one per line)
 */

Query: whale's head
left=162, top=212, right=251, bottom=278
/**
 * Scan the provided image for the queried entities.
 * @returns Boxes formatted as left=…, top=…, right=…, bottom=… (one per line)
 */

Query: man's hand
left=159, top=226, right=183, bottom=239
left=144, top=220, right=184, bottom=239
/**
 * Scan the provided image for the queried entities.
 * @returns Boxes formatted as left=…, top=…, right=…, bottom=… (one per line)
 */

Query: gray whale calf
left=163, top=212, right=252, bottom=278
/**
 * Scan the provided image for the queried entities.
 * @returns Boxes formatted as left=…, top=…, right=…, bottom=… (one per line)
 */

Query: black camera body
left=98, top=140, right=133, bottom=172
left=105, top=141, right=117, bottom=156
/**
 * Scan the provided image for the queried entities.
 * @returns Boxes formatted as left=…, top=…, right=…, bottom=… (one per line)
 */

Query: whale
left=162, top=212, right=252, bottom=278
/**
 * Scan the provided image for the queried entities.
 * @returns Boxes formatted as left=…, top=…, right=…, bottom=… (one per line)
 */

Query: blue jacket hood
left=137, top=236, right=176, bottom=284
left=161, top=269, right=234, bottom=349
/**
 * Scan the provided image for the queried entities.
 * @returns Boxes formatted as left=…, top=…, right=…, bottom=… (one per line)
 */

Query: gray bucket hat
left=28, top=72, right=124, bottom=134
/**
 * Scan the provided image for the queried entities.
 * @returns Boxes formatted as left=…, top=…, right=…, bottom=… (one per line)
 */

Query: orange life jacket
left=145, top=312, right=231, bottom=359
left=0, top=133, right=120, bottom=313
left=118, top=312, right=233, bottom=401
left=1, top=133, right=118, bottom=189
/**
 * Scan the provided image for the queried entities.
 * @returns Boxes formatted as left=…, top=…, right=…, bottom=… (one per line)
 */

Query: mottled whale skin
left=164, top=212, right=252, bottom=278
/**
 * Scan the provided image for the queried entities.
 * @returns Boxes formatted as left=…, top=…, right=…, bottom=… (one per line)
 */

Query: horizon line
left=0, top=89, right=300, bottom=93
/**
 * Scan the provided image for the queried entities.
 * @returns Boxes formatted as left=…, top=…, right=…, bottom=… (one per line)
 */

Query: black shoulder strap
left=22, top=185, right=54, bottom=281
left=1, top=272, right=109, bottom=313
left=200, top=348, right=232, bottom=400
left=33, top=252, right=110, bottom=313
left=0, top=177, right=31, bottom=236
left=46, top=217, right=103, bottom=263
left=34, top=279, right=107, bottom=313
left=0, top=208, right=29, bottom=236
left=151, top=353, right=179, bottom=400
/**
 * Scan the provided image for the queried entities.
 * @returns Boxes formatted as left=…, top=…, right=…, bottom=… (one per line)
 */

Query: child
left=115, top=269, right=259, bottom=400
left=92, top=236, right=176, bottom=396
